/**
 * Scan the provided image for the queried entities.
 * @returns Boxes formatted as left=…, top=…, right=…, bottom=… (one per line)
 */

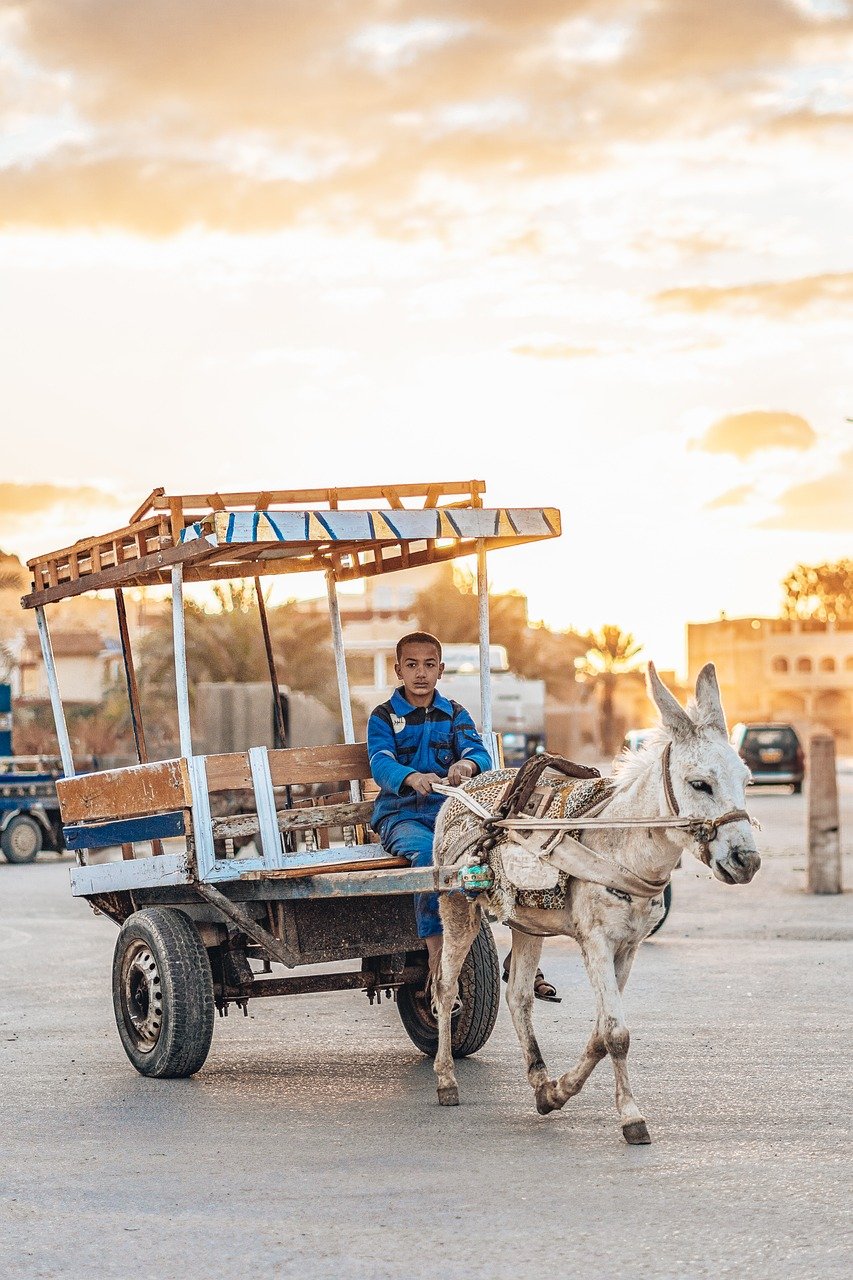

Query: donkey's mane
left=611, top=725, right=671, bottom=792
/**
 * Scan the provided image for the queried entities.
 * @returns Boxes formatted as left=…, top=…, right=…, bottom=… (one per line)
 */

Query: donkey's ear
left=694, top=662, right=727, bottom=734
left=647, top=661, right=693, bottom=739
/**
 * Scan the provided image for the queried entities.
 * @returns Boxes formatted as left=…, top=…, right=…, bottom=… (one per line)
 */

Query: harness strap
left=661, top=741, right=680, bottom=816
left=494, top=752, right=601, bottom=820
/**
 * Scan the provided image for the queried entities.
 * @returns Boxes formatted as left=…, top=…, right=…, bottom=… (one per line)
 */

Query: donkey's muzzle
left=715, top=846, right=761, bottom=884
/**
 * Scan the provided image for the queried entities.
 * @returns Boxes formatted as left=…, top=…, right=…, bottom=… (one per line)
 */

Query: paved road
left=1, top=784, right=851, bottom=1279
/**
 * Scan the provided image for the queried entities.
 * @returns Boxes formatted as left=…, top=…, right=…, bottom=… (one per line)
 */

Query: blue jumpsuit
left=367, top=688, right=492, bottom=938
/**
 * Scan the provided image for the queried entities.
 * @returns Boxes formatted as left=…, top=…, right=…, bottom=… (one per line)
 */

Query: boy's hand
left=447, top=760, right=477, bottom=787
left=405, top=771, right=443, bottom=796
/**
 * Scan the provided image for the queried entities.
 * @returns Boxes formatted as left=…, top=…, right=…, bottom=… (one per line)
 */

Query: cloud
left=512, top=342, right=598, bottom=360
left=693, top=411, right=817, bottom=460
left=0, top=481, right=122, bottom=518
left=2, top=1, right=853, bottom=235
left=704, top=483, right=755, bottom=511
left=759, top=448, right=853, bottom=531
left=656, top=273, right=853, bottom=315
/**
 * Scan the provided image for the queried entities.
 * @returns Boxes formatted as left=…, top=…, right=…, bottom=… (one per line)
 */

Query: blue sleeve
left=452, top=707, right=493, bottom=775
left=368, top=710, right=415, bottom=795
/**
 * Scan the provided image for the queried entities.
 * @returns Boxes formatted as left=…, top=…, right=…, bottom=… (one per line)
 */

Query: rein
left=433, top=745, right=754, bottom=882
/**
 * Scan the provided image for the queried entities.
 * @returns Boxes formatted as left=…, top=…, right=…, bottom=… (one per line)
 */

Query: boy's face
left=395, top=642, right=444, bottom=707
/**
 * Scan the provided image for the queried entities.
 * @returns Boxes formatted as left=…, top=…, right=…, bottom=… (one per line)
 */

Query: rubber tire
left=1, top=814, right=43, bottom=864
left=646, top=881, right=673, bottom=938
left=397, top=919, right=500, bottom=1059
left=112, top=907, right=215, bottom=1078
left=792, top=781, right=803, bottom=795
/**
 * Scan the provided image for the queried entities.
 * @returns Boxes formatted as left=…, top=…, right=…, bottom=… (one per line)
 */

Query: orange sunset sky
left=1, top=1, right=851, bottom=671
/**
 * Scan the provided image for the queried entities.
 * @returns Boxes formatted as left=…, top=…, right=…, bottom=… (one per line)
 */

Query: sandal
left=502, top=953, right=562, bottom=1003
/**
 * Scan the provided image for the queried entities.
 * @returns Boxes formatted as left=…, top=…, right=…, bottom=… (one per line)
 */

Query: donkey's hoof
left=437, top=1085, right=460, bottom=1107
left=622, top=1120, right=651, bottom=1145
left=535, top=1083, right=559, bottom=1115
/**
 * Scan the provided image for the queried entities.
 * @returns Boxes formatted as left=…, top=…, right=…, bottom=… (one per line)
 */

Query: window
left=796, top=657, right=812, bottom=673
left=771, top=656, right=788, bottom=673
left=819, top=657, right=835, bottom=673
left=846, top=656, right=853, bottom=672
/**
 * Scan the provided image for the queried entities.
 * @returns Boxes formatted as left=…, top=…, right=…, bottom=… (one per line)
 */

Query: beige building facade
left=688, top=616, right=853, bottom=749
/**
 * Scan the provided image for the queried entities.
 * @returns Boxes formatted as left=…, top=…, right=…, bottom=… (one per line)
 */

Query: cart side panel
left=57, top=759, right=192, bottom=823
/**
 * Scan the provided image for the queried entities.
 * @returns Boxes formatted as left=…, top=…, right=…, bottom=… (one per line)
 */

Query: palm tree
left=583, top=625, right=644, bottom=756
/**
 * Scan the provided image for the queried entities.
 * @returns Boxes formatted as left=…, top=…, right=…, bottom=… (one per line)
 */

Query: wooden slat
left=28, top=516, right=167, bottom=572
left=211, top=799, right=375, bottom=840
left=204, top=743, right=371, bottom=791
left=268, top=742, right=370, bottom=786
left=203, top=751, right=253, bottom=791
left=22, top=540, right=206, bottom=608
left=148, top=481, right=486, bottom=512
left=241, top=855, right=408, bottom=880
left=63, top=810, right=186, bottom=851
left=56, top=759, right=192, bottom=824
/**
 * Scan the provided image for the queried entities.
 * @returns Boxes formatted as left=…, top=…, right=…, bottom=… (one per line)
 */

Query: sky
left=1, top=0, right=852, bottom=672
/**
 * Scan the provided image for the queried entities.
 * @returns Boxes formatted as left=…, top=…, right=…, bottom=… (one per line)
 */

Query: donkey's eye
left=689, top=780, right=713, bottom=795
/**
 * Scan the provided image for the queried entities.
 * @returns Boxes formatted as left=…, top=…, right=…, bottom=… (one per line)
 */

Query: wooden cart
left=21, top=481, right=560, bottom=1077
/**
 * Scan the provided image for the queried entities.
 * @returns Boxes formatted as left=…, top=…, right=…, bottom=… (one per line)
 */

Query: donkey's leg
left=607, top=943, right=650, bottom=1144
left=535, top=931, right=632, bottom=1123
left=503, top=930, right=549, bottom=1100
left=562, top=932, right=650, bottom=1143
left=433, top=895, right=481, bottom=1107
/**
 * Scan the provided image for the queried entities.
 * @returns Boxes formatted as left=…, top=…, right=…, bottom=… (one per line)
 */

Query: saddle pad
left=440, top=769, right=616, bottom=913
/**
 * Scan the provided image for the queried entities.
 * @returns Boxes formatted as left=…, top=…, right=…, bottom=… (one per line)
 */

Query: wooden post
left=326, top=569, right=360, bottom=803
left=171, top=565, right=193, bottom=759
left=476, top=539, right=495, bottom=765
left=254, top=578, right=288, bottom=748
left=115, top=588, right=163, bottom=857
left=34, top=605, right=85, bottom=865
left=807, top=734, right=841, bottom=894
left=34, top=606, right=75, bottom=779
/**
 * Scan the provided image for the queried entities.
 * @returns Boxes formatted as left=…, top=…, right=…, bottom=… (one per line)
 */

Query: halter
left=659, top=740, right=753, bottom=866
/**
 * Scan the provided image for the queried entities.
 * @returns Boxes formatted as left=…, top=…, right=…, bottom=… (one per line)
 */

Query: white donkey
left=431, top=662, right=761, bottom=1144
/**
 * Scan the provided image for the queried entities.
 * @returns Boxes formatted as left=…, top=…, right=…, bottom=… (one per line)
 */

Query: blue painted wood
left=180, top=507, right=561, bottom=547
left=63, top=810, right=186, bottom=851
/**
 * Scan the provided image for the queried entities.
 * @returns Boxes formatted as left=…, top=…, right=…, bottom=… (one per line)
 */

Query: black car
left=731, top=722, right=805, bottom=792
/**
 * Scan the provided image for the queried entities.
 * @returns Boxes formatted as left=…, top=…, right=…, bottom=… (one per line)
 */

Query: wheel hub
left=121, top=944, right=163, bottom=1052
left=8, top=822, right=39, bottom=859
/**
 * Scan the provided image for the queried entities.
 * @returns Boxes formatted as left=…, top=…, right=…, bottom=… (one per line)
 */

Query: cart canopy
left=22, top=481, right=560, bottom=607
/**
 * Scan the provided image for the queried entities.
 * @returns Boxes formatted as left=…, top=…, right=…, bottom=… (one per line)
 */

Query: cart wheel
left=1, top=815, right=43, bottom=864
left=397, top=919, right=500, bottom=1059
left=112, top=908, right=214, bottom=1078
left=647, top=881, right=673, bottom=938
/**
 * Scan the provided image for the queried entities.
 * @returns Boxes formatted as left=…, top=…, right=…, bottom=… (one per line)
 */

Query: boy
left=367, top=631, right=558, bottom=1002
left=367, top=632, right=491, bottom=977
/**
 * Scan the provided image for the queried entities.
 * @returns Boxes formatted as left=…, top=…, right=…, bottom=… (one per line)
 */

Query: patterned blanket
left=440, top=768, right=616, bottom=920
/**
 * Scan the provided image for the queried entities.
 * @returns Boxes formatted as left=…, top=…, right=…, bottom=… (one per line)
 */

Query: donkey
left=431, top=662, right=761, bottom=1144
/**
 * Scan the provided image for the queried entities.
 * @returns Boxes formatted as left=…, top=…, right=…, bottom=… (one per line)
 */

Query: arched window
left=819, top=657, right=835, bottom=672
left=771, top=656, right=788, bottom=673
left=796, top=657, right=812, bottom=673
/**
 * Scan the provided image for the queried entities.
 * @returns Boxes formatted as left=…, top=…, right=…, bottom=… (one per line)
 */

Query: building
left=688, top=616, right=853, bottom=748
left=16, top=630, right=123, bottom=704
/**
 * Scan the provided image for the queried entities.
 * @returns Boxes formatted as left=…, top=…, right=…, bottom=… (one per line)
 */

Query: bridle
left=659, top=741, right=754, bottom=866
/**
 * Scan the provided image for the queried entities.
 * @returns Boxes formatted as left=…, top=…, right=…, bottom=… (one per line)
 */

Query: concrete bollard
left=807, top=734, right=842, bottom=894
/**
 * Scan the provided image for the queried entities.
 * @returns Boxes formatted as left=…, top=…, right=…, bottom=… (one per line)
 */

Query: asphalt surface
left=1, top=780, right=851, bottom=1280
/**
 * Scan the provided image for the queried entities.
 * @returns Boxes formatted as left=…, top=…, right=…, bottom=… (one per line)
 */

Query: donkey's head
left=647, top=662, right=761, bottom=885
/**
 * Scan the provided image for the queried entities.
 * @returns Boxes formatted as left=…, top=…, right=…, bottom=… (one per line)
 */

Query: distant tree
left=414, top=565, right=479, bottom=643
left=137, top=582, right=339, bottom=717
left=782, top=559, right=853, bottom=622
left=414, top=565, right=588, bottom=698
left=582, top=625, right=644, bottom=756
